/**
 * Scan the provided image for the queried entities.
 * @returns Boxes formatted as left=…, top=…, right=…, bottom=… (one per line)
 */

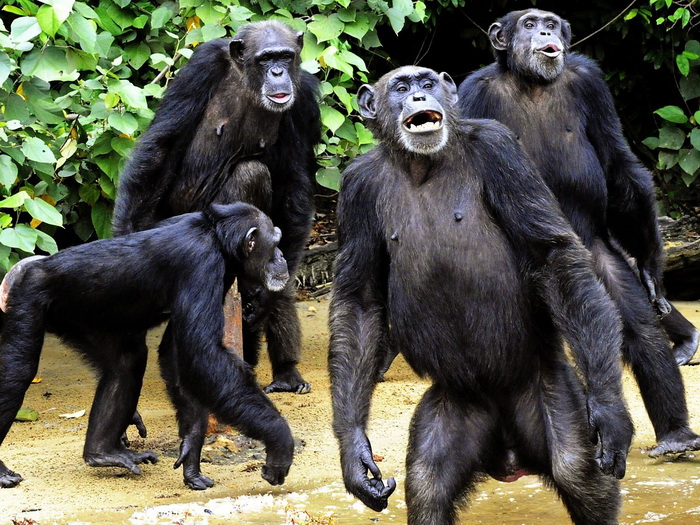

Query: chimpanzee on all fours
left=113, top=20, right=321, bottom=394
left=0, top=203, right=294, bottom=490
left=329, top=66, right=633, bottom=525
left=458, top=8, right=700, bottom=458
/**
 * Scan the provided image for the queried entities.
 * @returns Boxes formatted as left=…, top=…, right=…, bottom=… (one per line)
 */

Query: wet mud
left=1, top=301, right=700, bottom=524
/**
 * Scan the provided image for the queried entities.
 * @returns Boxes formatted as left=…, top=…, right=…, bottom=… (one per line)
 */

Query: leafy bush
left=0, top=0, right=430, bottom=271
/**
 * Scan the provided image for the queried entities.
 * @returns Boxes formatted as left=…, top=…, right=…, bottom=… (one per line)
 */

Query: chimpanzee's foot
left=264, top=365, right=311, bottom=394
left=674, top=329, right=700, bottom=366
left=84, top=449, right=158, bottom=474
left=120, top=410, right=148, bottom=448
left=173, top=438, right=213, bottom=490
left=648, top=428, right=700, bottom=458
left=0, top=461, right=23, bottom=488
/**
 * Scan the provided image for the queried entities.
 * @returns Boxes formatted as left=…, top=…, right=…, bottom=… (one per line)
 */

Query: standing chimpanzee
left=0, top=203, right=294, bottom=489
left=457, top=9, right=700, bottom=458
left=329, top=66, right=633, bottom=525
left=113, top=19, right=321, bottom=394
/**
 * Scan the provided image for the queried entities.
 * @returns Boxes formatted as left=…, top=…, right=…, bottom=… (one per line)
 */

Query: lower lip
left=268, top=94, right=291, bottom=104
left=537, top=49, right=562, bottom=58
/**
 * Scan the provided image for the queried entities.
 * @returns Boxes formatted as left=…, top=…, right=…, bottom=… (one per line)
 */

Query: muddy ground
left=2, top=300, right=700, bottom=524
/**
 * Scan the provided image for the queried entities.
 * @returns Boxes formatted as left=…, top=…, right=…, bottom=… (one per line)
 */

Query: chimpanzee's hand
left=341, top=430, right=396, bottom=512
left=261, top=432, right=295, bottom=486
left=587, top=398, right=634, bottom=479
left=640, top=268, right=672, bottom=318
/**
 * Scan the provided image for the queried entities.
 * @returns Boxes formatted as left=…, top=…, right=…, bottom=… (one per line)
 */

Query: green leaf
left=21, top=47, right=79, bottom=82
left=24, top=198, right=63, bottom=227
left=201, top=24, right=226, bottom=42
left=67, top=13, right=97, bottom=54
left=321, top=105, right=346, bottom=133
left=36, top=5, right=61, bottom=38
left=15, top=408, right=39, bottom=422
left=355, top=122, right=375, bottom=145
left=0, top=156, right=18, bottom=189
left=35, top=229, right=58, bottom=254
left=658, top=150, right=678, bottom=170
left=308, top=14, right=344, bottom=43
left=0, top=225, right=38, bottom=253
left=658, top=126, right=687, bottom=150
left=91, top=201, right=112, bottom=239
left=53, top=0, right=75, bottom=24
left=655, top=105, right=688, bottom=124
left=678, top=148, right=700, bottom=176
left=690, top=128, right=700, bottom=150
left=334, top=85, right=353, bottom=114
left=316, top=167, right=341, bottom=191
left=680, top=73, right=700, bottom=101
left=642, top=136, right=660, bottom=150
left=624, top=9, right=638, bottom=21
left=109, top=79, right=147, bottom=109
left=0, top=191, right=30, bottom=209
left=392, top=0, right=414, bottom=17
left=676, top=54, right=690, bottom=76
left=108, top=112, right=138, bottom=135
left=10, top=17, right=42, bottom=43
left=0, top=52, right=12, bottom=86
left=151, top=5, right=174, bottom=29
left=385, top=8, right=405, bottom=34
left=79, top=184, right=100, bottom=205
left=21, top=137, right=57, bottom=164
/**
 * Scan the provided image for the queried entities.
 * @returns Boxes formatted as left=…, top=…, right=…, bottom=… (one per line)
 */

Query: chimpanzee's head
left=209, top=203, right=289, bottom=292
left=357, top=66, right=458, bottom=156
left=489, top=9, right=571, bottom=83
left=230, top=20, right=304, bottom=113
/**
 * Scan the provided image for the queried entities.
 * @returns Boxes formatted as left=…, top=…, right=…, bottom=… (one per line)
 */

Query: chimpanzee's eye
left=423, top=82, right=433, bottom=90
left=524, top=21, right=534, bottom=29
left=397, top=85, right=408, bottom=93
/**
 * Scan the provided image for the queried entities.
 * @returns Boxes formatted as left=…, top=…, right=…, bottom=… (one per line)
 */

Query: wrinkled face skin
left=358, top=66, right=457, bottom=155
left=243, top=222, right=289, bottom=292
left=490, top=9, right=569, bottom=82
left=230, top=21, right=304, bottom=113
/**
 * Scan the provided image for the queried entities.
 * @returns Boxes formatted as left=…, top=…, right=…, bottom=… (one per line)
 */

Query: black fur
left=458, top=9, right=700, bottom=456
left=329, top=66, right=632, bottom=525
left=0, top=203, right=294, bottom=490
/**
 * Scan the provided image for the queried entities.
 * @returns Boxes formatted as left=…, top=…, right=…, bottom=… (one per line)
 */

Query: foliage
left=0, top=0, right=430, bottom=271
left=626, top=0, right=700, bottom=215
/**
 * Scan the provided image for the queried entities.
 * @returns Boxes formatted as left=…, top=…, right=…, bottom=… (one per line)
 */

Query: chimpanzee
left=113, top=20, right=321, bottom=395
left=0, top=203, right=294, bottom=490
left=457, top=8, right=700, bottom=458
left=329, top=66, right=633, bottom=525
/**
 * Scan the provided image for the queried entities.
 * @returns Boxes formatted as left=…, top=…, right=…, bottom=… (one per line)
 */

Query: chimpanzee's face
left=243, top=223, right=289, bottom=292
left=512, top=10, right=566, bottom=81
left=230, top=21, right=304, bottom=113
left=358, top=66, right=458, bottom=156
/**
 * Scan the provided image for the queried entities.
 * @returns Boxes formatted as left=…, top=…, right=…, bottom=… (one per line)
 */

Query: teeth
left=407, top=121, right=442, bottom=132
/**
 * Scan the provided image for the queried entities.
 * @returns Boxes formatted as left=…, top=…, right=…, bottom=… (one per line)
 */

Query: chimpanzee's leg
left=158, top=323, right=213, bottom=490
left=0, top=294, right=45, bottom=487
left=405, top=384, right=496, bottom=525
left=517, top=359, right=621, bottom=525
left=263, top=282, right=310, bottom=394
left=80, top=331, right=158, bottom=472
left=595, top=246, right=700, bottom=457
left=662, top=305, right=699, bottom=366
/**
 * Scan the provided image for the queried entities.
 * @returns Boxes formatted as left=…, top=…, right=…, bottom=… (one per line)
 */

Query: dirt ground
left=2, top=300, right=700, bottom=524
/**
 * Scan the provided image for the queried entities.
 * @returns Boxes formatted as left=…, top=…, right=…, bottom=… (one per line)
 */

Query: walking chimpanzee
left=0, top=203, right=294, bottom=490
left=329, top=66, right=633, bottom=525
left=458, top=8, right=700, bottom=458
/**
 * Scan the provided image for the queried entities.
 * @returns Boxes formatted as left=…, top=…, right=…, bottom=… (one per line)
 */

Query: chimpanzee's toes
left=184, top=472, right=214, bottom=490
left=647, top=429, right=700, bottom=458
left=0, top=463, right=23, bottom=488
left=84, top=449, right=159, bottom=473
left=674, top=331, right=699, bottom=366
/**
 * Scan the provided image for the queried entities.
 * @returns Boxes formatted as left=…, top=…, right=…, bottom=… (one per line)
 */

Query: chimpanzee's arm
left=169, top=259, right=294, bottom=486
left=577, top=57, right=664, bottom=286
left=328, top=159, right=396, bottom=511
left=112, top=41, right=233, bottom=235
left=264, top=72, right=321, bottom=274
left=476, top=121, right=633, bottom=478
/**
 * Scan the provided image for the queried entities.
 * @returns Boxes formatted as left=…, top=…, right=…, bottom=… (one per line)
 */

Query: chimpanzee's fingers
left=132, top=410, right=148, bottom=438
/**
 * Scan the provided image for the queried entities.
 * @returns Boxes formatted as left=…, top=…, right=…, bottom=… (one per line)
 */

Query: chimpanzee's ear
left=230, top=39, right=245, bottom=65
left=296, top=31, right=304, bottom=51
left=244, top=227, right=258, bottom=256
left=358, top=84, right=377, bottom=120
left=439, top=72, right=458, bottom=105
left=561, top=19, right=572, bottom=49
left=488, top=22, right=508, bottom=51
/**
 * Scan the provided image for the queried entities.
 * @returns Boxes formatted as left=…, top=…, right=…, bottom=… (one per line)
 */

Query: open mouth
left=403, top=110, right=444, bottom=133
left=267, top=93, right=292, bottom=104
left=536, top=44, right=562, bottom=58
